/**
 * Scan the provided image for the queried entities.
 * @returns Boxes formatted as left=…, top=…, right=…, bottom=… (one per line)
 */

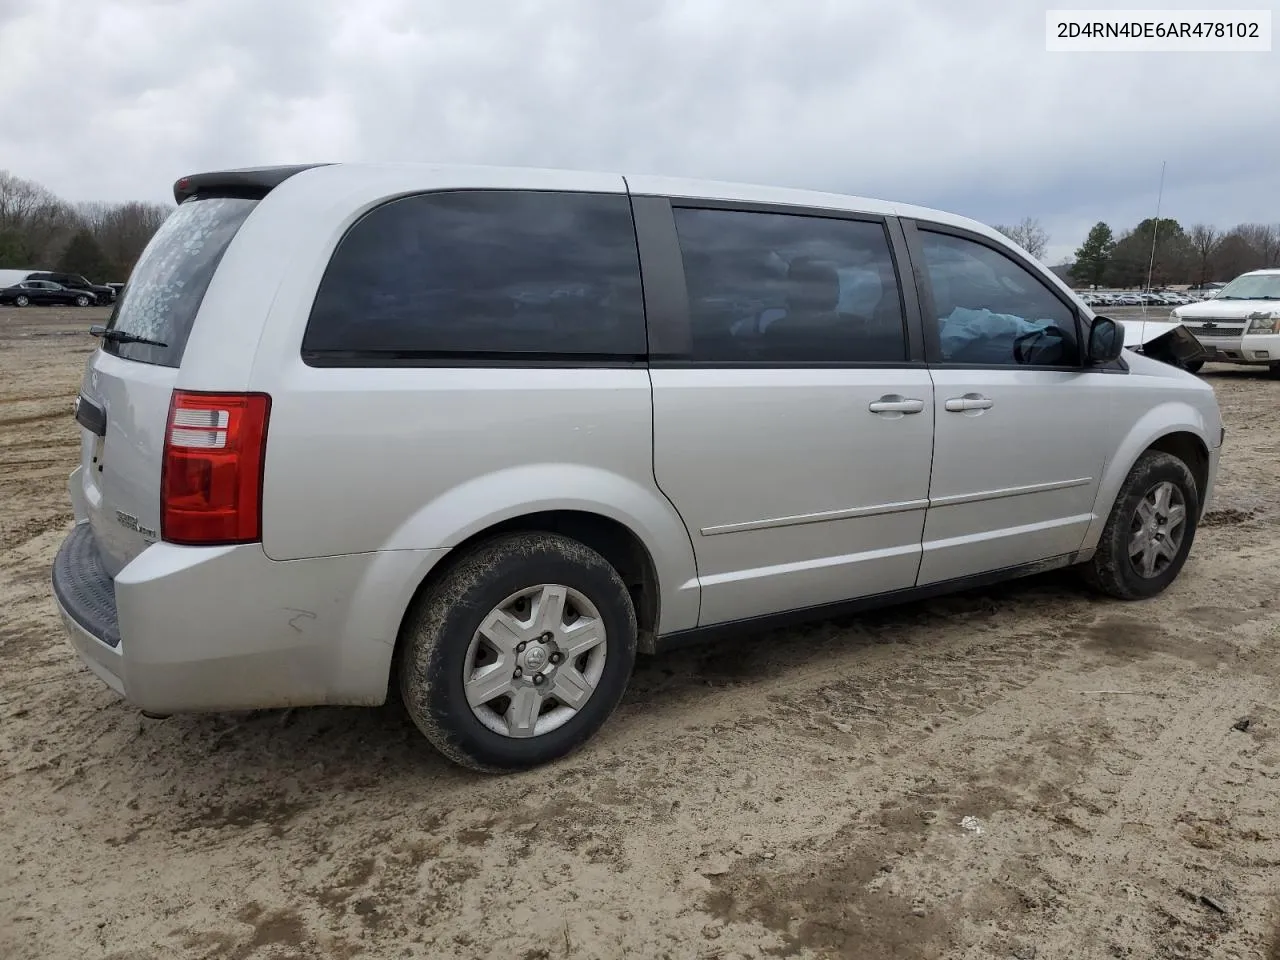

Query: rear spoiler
left=172, top=164, right=331, bottom=204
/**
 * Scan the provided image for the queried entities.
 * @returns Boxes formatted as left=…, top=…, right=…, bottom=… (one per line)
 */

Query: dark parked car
left=25, top=271, right=116, bottom=305
left=0, top=280, right=96, bottom=307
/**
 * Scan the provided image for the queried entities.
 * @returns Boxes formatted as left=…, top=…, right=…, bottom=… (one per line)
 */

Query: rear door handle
left=868, top=395, right=926, bottom=415
left=944, top=394, right=994, bottom=412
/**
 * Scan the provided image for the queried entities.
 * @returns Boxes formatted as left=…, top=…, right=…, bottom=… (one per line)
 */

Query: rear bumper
left=54, top=536, right=128, bottom=697
left=51, top=521, right=446, bottom=714
left=1195, top=334, right=1280, bottom=365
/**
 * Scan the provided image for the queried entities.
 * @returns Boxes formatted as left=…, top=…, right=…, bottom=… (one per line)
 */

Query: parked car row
left=0, top=279, right=100, bottom=307
left=0, top=269, right=117, bottom=306
left=1080, top=290, right=1208, bottom=308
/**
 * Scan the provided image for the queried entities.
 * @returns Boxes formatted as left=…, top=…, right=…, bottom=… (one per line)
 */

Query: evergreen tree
left=1071, top=222, right=1115, bottom=288
left=57, top=229, right=114, bottom=281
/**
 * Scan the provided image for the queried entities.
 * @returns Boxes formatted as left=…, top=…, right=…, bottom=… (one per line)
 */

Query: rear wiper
left=89, top=325, right=168, bottom=348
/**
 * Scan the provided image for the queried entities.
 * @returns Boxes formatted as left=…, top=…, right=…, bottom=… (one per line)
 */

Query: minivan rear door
left=637, top=196, right=935, bottom=627
left=75, top=196, right=258, bottom=577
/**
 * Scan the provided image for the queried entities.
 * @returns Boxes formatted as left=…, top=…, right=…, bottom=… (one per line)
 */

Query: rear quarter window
left=303, top=190, right=646, bottom=363
left=104, top=196, right=258, bottom=367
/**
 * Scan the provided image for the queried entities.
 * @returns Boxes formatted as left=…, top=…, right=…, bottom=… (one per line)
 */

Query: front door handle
left=868, top=395, right=926, bottom=415
left=944, top=394, right=994, bottom=412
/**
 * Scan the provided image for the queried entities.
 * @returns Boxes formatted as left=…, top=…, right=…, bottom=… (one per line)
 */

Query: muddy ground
left=2, top=305, right=1279, bottom=960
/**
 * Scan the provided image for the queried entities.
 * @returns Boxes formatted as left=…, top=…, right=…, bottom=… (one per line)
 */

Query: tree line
left=1070, top=219, right=1280, bottom=289
left=995, top=215, right=1280, bottom=289
left=0, top=170, right=172, bottom=282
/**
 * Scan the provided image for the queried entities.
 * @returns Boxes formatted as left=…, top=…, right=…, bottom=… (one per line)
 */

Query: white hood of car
left=1116, top=317, right=1184, bottom=347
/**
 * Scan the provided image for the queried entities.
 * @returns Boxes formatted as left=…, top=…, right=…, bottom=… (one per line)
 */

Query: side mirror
left=1087, top=316, right=1124, bottom=365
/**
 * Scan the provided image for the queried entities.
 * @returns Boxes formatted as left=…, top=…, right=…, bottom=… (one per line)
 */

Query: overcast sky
left=1, top=0, right=1276, bottom=261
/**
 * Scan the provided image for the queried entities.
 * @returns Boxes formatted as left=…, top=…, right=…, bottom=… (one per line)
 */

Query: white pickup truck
left=1168, top=269, right=1280, bottom=376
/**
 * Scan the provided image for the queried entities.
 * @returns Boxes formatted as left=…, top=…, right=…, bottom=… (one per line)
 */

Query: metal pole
left=1145, top=160, right=1166, bottom=292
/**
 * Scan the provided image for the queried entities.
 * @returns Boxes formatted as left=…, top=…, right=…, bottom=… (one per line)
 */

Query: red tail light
left=161, top=391, right=271, bottom=545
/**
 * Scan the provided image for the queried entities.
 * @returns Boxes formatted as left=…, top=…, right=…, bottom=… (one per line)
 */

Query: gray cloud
left=1, top=0, right=1276, bottom=254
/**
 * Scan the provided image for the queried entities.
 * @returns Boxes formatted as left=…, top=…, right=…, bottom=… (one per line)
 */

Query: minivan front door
left=905, top=222, right=1112, bottom=585
left=641, top=201, right=934, bottom=626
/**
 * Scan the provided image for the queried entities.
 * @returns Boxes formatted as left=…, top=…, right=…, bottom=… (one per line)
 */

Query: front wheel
left=1082, top=451, right=1199, bottom=600
left=1269, top=362, right=1280, bottom=380
left=1182, top=359, right=1204, bottom=374
left=399, top=532, right=638, bottom=772
left=13, top=295, right=29, bottom=307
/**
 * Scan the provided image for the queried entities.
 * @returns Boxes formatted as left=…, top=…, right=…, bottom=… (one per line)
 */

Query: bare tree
left=2, top=170, right=172, bottom=275
left=1212, top=232, right=1260, bottom=281
left=1234, top=223, right=1280, bottom=269
left=0, top=170, right=57, bottom=227
left=78, top=199, right=172, bottom=278
left=993, top=217, right=1049, bottom=261
left=1187, top=224, right=1221, bottom=285
left=0, top=170, right=80, bottom=267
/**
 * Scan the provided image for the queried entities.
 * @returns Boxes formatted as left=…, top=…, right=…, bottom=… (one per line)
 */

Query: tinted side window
left=671, top=208, right=907, bottom=364
left=919, top=230, right=1079, bottom=367
left=304, top=191, right=646, bottom=360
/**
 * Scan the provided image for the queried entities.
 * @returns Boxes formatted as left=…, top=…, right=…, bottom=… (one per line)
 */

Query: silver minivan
left=52, top=163, right=1224, bottom=771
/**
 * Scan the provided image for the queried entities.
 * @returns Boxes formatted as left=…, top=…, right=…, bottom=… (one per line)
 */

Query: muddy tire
left=399, top=532, right=637, bottom=773
left=1082, top=451, right=1200, bottom=600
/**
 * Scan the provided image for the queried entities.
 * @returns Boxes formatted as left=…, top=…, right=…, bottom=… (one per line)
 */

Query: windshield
left=1215, top=274, right=1280, bottom=300
left=104, top=196, right=258, bottom=367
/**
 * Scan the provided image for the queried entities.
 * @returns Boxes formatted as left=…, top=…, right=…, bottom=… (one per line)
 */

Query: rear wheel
left=1082, top=451, right=1199, bottom=600
left=74, top=295, right=90, bottom=307
left=399, top=532, right=638, bottom=772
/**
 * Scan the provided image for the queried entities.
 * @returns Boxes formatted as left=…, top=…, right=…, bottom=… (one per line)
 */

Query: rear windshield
left=103, top=196, right=257, bottom=367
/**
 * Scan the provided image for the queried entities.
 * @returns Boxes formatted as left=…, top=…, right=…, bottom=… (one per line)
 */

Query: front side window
left=304, top=190, right=646, bottom=361
left=672, top=208, right=908, bottom=364
left=920, top=230, right=1080, bottom=367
